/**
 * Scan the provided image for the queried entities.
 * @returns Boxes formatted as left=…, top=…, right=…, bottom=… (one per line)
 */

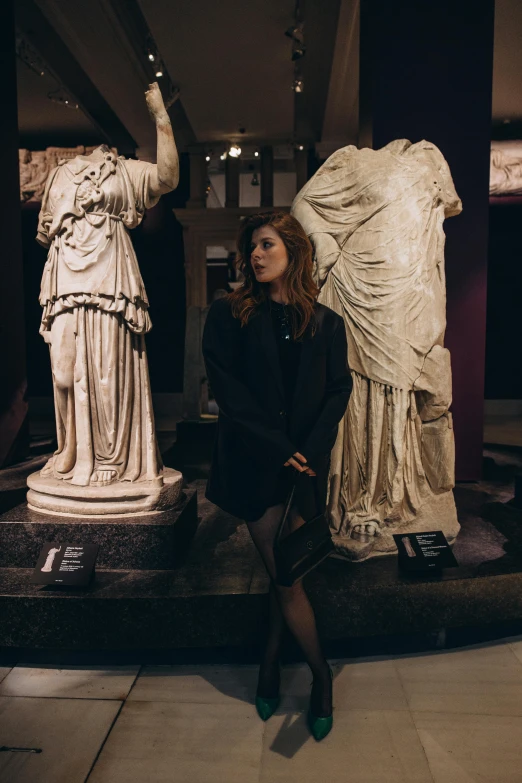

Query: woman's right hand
left=284, top=452, right=316, bottom=475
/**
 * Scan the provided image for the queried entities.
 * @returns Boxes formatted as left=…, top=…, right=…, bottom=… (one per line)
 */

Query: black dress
left=268, top=299, right=302, bottom=413
left=202, top=296, right=352, bottom=522
left=267, top=300, right=321, bottom=520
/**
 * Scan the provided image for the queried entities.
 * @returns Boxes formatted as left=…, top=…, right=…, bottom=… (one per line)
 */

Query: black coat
left=202, top=296, right=352, bottom=521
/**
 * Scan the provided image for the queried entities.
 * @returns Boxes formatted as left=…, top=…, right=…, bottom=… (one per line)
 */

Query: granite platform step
left=1, top=528, right=522, bottom=651
left=0, top=488, right=198, bottom=570
left=2, top=477, right=522, bottom=654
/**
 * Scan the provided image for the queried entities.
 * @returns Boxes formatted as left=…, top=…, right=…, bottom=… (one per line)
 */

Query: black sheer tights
left=246, top=502, right=332, bottom=717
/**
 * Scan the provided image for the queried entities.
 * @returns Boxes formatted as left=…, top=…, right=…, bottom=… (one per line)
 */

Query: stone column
left=187, top=145, right=207, bottom=208
left=260, top=145, right=274, bottom=207
left=294, top=146, right=308, bottom=193
left=0, top=0, right=27, bottom=466
left=225, top=154, right=240, bottom=208
left=359, top=0, right=494, bottom=480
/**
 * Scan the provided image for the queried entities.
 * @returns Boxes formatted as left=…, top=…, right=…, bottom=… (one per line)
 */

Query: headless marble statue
left=27, top=84, right=182, bottom=516
left=292, top=139, right=461, bottom=561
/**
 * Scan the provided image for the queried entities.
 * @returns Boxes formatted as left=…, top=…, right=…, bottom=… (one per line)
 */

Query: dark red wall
left=360, top=0, right=495, bottom=480
left=1, top=0, right=27, bottom=464
left=485, top=201, right=522, bottom=400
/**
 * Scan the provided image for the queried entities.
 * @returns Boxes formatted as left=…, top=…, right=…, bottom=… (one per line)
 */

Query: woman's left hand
left=303, top=467, right=316, bottom=476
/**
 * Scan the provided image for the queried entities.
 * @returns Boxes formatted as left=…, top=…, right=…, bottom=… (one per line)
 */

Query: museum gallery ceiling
left=16, top=0, right=358, bottom=154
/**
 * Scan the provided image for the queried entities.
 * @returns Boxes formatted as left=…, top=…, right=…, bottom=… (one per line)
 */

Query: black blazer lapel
left=250, top=301, right=286, bottom=404
left=289, top=319, right=316, bottom=413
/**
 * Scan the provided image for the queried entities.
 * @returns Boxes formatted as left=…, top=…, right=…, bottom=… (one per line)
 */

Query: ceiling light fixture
left=47, top=87, right=79, bottom=109
left=292, top=78, right=304, bottom=93
left=228, top=144, right=241, bottom=158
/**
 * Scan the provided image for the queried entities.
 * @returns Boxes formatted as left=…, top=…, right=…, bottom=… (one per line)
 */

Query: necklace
left=270, top=299, right=291, bottom=341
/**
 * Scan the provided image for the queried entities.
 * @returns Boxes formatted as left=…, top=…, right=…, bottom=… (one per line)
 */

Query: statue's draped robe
left=292, top=140, right=461, bottom=535
left=37, top=149, right=162, bottom=486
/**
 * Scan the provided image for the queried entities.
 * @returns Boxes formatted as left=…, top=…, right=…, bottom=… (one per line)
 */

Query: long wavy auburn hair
left=227, top=211, right=320, bottom=340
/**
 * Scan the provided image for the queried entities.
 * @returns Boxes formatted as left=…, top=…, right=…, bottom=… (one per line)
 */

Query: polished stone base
left=0, top=488, right=197, bottom=570
left=333, top=491, right=460, bottom=562
left=1, top=481, right=522, bottom=652
left=27, top=467, right=183, bottom=517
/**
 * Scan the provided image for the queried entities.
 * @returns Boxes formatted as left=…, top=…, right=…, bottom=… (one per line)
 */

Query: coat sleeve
left=303, top=315, right=352, bottom=469
left=202, top=298, right=298, bottom=468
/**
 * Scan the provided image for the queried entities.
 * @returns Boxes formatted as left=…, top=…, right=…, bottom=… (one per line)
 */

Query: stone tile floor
left=2, top=640, right=522, bottom=782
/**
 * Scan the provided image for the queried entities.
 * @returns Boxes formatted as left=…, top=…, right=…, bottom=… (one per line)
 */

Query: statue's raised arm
left=144, top=81, right=179, bottom=196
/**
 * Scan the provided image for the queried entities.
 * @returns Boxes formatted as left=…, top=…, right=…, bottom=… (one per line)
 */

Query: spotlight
left=297, top=144, right=304, bottom=151
left=228, top=144, right=241, bottom=158
left=155, top=68, right=163, bottom=78
left=48, top=88, right=79, bottom=109
left=148, top=53, right=155, bottom=62
left=292, top=79, right=304, bottom=93
left=220, top=153, right=227, bottom=160
left=205, top=155, right=211, bottom=162
left=254, top=150, right=259, bottom=157
left=292, top=45, right=306, bottom=61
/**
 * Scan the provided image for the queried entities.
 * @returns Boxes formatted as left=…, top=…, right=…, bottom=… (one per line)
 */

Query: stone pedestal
left=1, top=483, right=522, bottom=652
left=0, top=487, right=197, bottom=570
left=331, top=491, right=460, bottom=562
left=26, top=467, right=183, bottom=518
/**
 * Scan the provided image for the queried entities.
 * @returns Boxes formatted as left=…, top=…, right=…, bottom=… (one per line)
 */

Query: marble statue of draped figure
left=28, top=84, right=180, bottom=514
left=292, top=139, right=462, bottom=560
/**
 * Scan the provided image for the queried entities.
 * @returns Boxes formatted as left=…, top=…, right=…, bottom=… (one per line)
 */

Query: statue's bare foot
left=40, top=457, right=55, bottom=477
left=350, top=521, right=380, bottom=541
left=90, top=469, right=118, bottom=487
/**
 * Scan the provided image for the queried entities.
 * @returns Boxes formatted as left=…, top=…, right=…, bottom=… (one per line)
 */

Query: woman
left=202, top=212, right=352, bottom=740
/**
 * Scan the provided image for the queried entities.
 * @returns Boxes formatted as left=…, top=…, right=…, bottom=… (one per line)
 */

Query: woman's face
left=250, top=225, right=289, bottom=283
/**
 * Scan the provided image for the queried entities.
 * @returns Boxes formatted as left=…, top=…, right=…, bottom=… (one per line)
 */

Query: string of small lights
left=16, top=35, right=79, bottom=110
left=286, top=0, right=305, bottom=93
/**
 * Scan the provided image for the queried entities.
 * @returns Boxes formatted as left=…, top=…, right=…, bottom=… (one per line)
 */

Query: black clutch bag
left=273, top=472, right=335, bottom=587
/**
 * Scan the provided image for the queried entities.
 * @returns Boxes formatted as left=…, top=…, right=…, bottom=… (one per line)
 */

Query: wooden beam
left=16, top=0, right=137, bottom=154
left=320, top=0, right=360, bottom=154
left=294, top=0, right=343, bottom=144
left=103, top=0, right=196, bottom=149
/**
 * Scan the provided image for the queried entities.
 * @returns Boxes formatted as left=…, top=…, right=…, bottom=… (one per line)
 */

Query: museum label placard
left=31, top=542, right=99, bottom=586
left=393, top=531, right=458, bottom=573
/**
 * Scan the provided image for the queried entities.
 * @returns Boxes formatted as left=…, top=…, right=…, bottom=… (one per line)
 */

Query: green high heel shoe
left=255, top=695, right=280, bottom=721
left=255, top=664, right=281, bottom=721
left=308, top=665, right=333, bottom=741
